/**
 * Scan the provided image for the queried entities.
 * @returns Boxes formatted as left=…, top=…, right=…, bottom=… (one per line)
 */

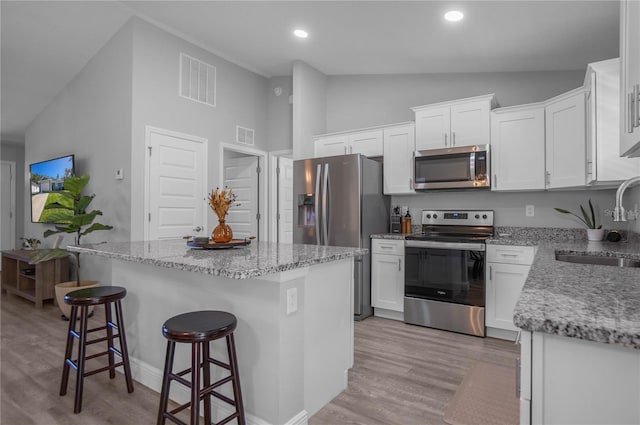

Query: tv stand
left=1, top=250, right=69, bottom=308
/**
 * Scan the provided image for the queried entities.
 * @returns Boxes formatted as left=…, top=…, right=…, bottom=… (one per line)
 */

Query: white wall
left=0, top=142, right=25, bottom=246
left=393, top=189, right=633, bottom=231
left=320, top=69, right=640, bottom=233
left=129, top=18, right=270, bottom=240
left=267, top=76, right=293, bottom=152
left=325, top=70, right=585, bottom=132
left=24, top=20, right=134, bottom=284
left=292, top=61, right=327, bottom=160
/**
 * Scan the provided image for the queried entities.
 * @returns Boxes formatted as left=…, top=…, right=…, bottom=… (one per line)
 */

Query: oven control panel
left=421, top=210, right=494, bottom=226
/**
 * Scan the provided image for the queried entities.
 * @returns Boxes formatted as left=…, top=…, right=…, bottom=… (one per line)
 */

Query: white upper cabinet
left=314, top=135, right=348, bottom=157
left=383, top=123, right=416, bottom=195
left=413, top=106, right=450, bottom=150
left=314, top=129, right=382, bottom=158
left=545, top=88, right=587, bottom=189
left=490, top=103, right=546, bottom=191
left=347, top=130, right=383, bottom=157
left=412, top=94, right=497, bottom=151
left=620, top=0, right=640, bottom=157
left=585, top=58, right=640, bottom=185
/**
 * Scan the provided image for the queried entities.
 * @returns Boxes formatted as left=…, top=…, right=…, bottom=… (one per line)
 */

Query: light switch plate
left=115, top=168, right=124, bottom=180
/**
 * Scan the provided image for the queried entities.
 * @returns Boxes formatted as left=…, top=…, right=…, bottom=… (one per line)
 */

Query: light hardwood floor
left=1, top=291, right=519, bottom=425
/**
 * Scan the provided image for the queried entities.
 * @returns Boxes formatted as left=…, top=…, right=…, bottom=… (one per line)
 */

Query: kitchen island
left=69, top=239, right=364, bottom=425
left=489, top=232, right=640, bottom=425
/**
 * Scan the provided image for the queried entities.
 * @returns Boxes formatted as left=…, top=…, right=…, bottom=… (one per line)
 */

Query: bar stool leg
left=190, top=342, right=201, bottom=425
left=105, top=302, right=116, bottom=379
left=227, top=333, right=246, bottom=425
left=157, top=341, right=176, bottom=425
left=202, top=341, right=212, bottom=425
left=114, top=300, right=134, bottom=393
left=60, top=305, right=79, bottom=396
left=74, top=306, right=89, bottom=413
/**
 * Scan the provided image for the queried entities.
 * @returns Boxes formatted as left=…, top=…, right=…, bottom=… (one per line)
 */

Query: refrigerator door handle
left=322, top=163, right=329, bottom=245
left=315, top=163, right=322, bottom=245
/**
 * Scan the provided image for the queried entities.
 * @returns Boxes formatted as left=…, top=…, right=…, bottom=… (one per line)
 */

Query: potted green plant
left=554, top=199, right=604, bottom=241
left=32, top=175, right=113, bottom=318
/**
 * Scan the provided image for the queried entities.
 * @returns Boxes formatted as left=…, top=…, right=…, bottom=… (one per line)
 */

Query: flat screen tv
left=30, top=154, right=75, bottom=223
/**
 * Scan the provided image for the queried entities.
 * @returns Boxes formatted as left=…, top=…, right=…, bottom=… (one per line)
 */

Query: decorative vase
left=586, top=228, right=605, bottom=241
left=212, top=219, right=233, bottom=243
left=55, top=280, right=99, bottom=320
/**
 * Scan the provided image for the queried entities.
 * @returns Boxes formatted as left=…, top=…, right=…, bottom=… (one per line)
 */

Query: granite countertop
left=513, top=239, right=640, bottom=349
left=370, top=233, right=407, bottom=240
left=68, top=240, right=365, bottom=280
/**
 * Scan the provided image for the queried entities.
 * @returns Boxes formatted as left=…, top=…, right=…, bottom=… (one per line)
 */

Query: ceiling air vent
left=236, top=126, right=255, bottom=146
left=179, top=52, right=216, bottom=107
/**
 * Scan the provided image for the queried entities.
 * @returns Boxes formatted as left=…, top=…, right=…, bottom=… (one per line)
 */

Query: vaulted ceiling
left=1, top=1, right=620, bottom=143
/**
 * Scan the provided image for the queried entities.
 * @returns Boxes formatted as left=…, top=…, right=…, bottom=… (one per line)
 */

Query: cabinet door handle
left=452, top=131, right=456, bottom=147
left=350, top=145, right=353, bottom=154
left=546, top=171, right=551, bottom=186
left=493, top=174, right=497, bottom=188
left=409, top=178, right=413, bottom=189
left=444, top=133, right=448, bottom=147
left=398, top=258, right=402, bottom=271
left=344, top=146, right=347, bottom=154
left=489, top=265, right=493, bottom=281
left=626, top=92, right=634, bottom=133
left=633, top=84, right=640, bottom=127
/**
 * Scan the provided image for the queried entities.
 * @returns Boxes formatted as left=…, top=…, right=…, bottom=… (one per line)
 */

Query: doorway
left=144, top=126, right=208, bottom=241
left=1, top=160, right=16, bottom=253
left=219, top=144, right=267, bottom=241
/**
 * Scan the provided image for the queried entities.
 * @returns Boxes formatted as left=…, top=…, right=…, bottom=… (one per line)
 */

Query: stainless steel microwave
left=413, top=144, right=490, bottom=190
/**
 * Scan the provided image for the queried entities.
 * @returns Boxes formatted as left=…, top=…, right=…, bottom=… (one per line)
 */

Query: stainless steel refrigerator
left=293, top=154, right=390, bottom=320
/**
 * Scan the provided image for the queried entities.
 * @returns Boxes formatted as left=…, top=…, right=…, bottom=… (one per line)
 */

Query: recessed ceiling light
left=293, top=29, right=309, bottom=39
left=444, top=10, right=464, bottom=22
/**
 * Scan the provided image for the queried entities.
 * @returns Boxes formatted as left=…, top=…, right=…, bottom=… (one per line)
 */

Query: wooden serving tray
left=186, top=238, right=251, bottom=250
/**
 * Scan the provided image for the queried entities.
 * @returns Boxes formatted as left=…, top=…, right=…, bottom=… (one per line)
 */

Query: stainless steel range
left=404, top=210, right=494, bottom=337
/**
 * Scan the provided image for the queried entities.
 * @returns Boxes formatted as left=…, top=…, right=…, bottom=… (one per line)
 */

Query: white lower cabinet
left=519, top=330, right=640, bottom=425
left=371, top=239, right=404, bottom=320
left=486, top=245, right=536, bottom=335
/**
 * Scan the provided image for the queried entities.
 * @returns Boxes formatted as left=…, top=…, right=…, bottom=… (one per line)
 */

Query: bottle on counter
left=401, top=209, right=412, bottom=234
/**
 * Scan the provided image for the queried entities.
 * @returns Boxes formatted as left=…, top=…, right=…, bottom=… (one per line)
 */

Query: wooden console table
left=1, top=250, right=69, bottom=308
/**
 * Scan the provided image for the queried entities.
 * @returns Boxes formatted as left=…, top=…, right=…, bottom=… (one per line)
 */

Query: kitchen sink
left=555, top=253, right=640, bottom=268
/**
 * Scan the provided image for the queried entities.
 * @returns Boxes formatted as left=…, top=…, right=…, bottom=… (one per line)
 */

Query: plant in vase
left=554, top=199, right=604, bottom=241
left=30, top=175, right=113, bottom=318
left=208, top=187, right=238, bottom=243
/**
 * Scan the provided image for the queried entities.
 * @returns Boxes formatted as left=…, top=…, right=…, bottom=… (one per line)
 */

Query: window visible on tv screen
left=30, top=155, right=75, bottom=223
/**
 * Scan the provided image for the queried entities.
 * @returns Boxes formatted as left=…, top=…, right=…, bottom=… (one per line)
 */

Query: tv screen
left=30, top=154, right=75, bottom=223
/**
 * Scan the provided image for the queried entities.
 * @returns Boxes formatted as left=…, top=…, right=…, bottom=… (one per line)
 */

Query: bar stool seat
left=60, top=285, right=134, bottom=413
left=157, top=311, right=245, bottom=425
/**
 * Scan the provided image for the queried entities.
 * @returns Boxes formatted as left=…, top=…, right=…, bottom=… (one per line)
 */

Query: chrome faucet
left=613, top=175, right=640, bottom=221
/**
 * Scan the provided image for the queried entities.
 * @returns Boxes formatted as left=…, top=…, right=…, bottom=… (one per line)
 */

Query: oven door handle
left=405, top=240, right=486, bottom=251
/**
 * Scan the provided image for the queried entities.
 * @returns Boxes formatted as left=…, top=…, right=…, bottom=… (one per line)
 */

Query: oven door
left=404, top=240, right=486, bottom=307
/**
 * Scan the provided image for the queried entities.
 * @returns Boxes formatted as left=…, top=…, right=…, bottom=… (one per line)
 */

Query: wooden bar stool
left=157, top=310, right=245, bottom=425
left=60, top=285, right=134, bottom=413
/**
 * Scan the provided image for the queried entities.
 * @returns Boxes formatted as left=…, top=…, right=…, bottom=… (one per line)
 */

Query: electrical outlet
left=525, top=205, right=535, bottom=217
left=286, top=287, right=298, bottom=315
left=115, top=168, right=124, bottom=180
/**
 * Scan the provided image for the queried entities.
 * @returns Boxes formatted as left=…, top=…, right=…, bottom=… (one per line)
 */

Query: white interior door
left=1, top=161, right=16, bottom=254
left=277, top=157, right=294, bottom=243
left=224, top=155, right=259, bottom=240
left=145, top=127, right=207, bottom=240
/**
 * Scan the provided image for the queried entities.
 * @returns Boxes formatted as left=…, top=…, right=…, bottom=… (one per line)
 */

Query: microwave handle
left=469, top=152, right=476, bottom=181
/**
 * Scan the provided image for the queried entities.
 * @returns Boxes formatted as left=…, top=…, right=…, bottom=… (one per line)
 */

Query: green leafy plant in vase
left=31, top=175, right=113, bottom=318
left=554, top=199, right=604, bottom=241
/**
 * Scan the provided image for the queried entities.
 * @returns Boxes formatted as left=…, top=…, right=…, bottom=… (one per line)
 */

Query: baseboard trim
left=373, top=308, right=404, bottom=321
left=486, top=326, right=518, bottom=341
left=128, top=356, right=307, bottom=425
